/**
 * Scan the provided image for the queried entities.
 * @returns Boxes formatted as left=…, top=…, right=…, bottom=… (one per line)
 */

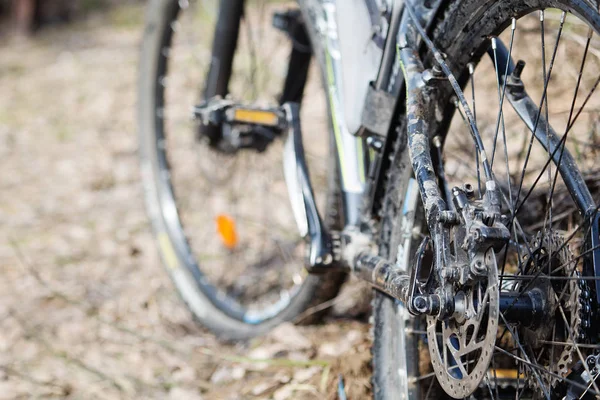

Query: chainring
left=427, top=249, right=500, bottom=399
left=520, top=231, right=582, bottom=393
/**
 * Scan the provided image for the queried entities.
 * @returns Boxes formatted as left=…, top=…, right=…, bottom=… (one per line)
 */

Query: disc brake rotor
left=427, top=249, right=500, bottom=398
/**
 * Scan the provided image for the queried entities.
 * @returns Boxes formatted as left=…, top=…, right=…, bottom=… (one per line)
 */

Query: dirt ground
left=3, top=3, right=600, bottom=400
left=0, top=5, right=372, bottom=399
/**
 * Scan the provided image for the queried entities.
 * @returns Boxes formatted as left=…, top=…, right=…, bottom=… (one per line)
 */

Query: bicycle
left=138, top=0, right=600, bottom=398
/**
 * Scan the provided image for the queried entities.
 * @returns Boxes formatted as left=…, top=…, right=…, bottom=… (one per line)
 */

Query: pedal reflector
left=216, top=214, right=238, bottom=250
left=489, top=369, right=519, bottom=379
left=232, top=108, right=279, bottom=127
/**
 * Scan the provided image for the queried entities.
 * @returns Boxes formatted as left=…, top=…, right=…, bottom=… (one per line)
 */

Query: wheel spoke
left=468, top=63, right=483, bottom=198
left=538, top=340, right=600, bottom=349
left=551, top=238, right=600, bottom=276
left=496, top=314, right=552, bottom=399
left=514, top=30, right=597, bottom=214
left=489, top=358, right=500, bottom=400
left=540, top=27, right=594, bottom=236
left=540, top=10, right=554, bottom=246
left=515, top=367, right=524, bottom=400
left=495, top=345, right=600, bottom=397
left=490, top=19, right=516, bottom=169
left=568, top=66, right=599, bottom=133
left=423, top=374, right=436, bottom=399
left=513, top=11, right=566, bottom=216
left=490, top=32, right=517, bottom=286
left=499, top=274, right=600, bottom=282
left=484, top=376, right=496, bottom=400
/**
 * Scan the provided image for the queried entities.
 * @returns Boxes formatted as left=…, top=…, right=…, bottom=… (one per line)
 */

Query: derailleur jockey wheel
left=427, top=249, right=500, bottom=398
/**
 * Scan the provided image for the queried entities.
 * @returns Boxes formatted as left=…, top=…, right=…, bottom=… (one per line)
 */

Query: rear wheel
left=138, top=0, right=345, bottom=340
left=374, top=0, right=600, bottom=398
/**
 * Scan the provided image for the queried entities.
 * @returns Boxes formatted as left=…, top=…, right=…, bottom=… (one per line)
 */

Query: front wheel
left=138, top=0, right=345, bottom=340
left=374, top=0, right=600, bottom=398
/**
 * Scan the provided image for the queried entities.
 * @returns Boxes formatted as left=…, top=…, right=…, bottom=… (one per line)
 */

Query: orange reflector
left=490, top=369, right=519, bottom=379
left=233, top=108, right=279, bottom=126
left=216, top=214, right=238, bottom=250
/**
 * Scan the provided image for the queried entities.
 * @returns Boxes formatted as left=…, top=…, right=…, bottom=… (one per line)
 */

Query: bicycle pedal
left=194, top=97, right=286, bottom=131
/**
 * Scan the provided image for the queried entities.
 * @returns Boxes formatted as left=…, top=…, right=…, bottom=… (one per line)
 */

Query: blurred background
left=0, top=1, right=370, bottom=399
left=4, top=2, right=599, bottom=399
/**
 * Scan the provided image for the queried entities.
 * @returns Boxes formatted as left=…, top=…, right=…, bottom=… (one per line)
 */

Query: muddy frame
left=294, top=0, right=600, bottom=321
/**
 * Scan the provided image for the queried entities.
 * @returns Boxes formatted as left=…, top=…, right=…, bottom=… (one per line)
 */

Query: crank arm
left=282, top=102, right=333, bottom=271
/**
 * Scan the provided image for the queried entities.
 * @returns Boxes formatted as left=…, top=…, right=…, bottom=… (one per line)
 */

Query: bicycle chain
left=577, top=271, right=593, bottom=343
left=331, top=231, right=342, bottom=262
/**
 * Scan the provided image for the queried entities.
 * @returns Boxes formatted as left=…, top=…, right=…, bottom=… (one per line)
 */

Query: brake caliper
left=425, top=182, right=509, bottom=398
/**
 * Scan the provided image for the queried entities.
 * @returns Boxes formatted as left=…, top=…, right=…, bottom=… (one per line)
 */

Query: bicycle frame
left=297, top=0, right=372, bottom=227
left=294, top=0, right=600, bottom=311
left=297, top=0, right=443, bottom=228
